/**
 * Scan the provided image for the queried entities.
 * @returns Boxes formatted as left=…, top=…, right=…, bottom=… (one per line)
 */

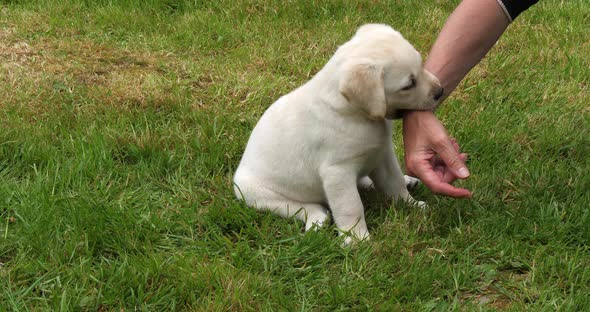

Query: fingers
left=417, top=166, right=472, bottom=198
left=451, top=139, right=468, bottom=162
left=432, top=152, right=469, bottom=183
left=427, top=140, right=472, bottom=197
left=435, top=136, right=470, bottom=179
left=433, top=183, right=472, bottom=198
left=451, top=138, right=459, bottom=151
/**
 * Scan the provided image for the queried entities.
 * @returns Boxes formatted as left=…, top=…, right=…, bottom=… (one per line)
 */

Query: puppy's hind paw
left=357, top=176, right=374, bottom=190
left=304, top=210, right=330, bottom=232
left=404, top=175, right=421, bottom=189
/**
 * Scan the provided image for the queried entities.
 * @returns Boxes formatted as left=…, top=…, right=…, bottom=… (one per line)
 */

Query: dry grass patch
left=0, top=26, right=191, bottom=113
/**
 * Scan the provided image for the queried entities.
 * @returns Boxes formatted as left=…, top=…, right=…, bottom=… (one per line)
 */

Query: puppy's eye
left=401, top=77, right=416, bottom=91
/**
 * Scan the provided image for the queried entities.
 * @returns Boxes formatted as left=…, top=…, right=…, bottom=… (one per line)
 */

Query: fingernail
left=458, top=167, right=470, bottom=178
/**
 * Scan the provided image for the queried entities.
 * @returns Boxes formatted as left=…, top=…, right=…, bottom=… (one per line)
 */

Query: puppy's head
left=338, top=24, right=443, bottom=120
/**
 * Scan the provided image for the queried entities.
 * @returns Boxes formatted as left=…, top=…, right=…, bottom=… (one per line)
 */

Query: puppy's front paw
left=404, top=195, right=428, bottom=209
left=413, top=200, right=428, bottom=209
left=341, top=231, right=370, bottom=247
left=404, top=175, right=421, bottom=189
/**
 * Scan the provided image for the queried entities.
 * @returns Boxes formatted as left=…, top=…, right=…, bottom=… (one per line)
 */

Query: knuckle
left=446, top=154, right=462, bottom=166
left=432, top=135, right=448, bottom=148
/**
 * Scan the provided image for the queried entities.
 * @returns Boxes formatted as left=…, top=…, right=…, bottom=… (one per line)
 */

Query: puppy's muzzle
left=391, top=86, right=445, bottom=119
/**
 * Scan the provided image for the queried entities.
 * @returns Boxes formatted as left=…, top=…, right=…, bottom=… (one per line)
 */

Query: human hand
left=402, top=110, right=472, bottom=198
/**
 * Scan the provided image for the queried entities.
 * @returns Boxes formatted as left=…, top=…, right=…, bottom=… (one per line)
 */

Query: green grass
left=0, top=0, right=589, bottom=310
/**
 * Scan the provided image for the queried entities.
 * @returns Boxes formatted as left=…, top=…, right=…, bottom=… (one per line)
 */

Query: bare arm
left=403, top=0, right=512, bottom=197
left=425, top=0, right=510, bottom=101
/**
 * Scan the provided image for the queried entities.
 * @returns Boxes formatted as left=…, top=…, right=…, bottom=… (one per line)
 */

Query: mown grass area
left=0, top=0, right=588, bottom=310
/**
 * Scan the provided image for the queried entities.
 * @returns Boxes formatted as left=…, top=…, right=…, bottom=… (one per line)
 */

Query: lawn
left=0, top=0, right=589, bottom=310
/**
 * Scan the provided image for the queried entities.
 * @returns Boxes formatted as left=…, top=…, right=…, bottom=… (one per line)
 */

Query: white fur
left=234, top=24, right=443, bottom=244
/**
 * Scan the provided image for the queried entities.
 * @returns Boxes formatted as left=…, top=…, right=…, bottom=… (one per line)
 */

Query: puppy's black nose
left=433, top=87, right=444, bottom=101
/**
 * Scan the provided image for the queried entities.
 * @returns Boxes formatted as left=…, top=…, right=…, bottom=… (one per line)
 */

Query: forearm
left=425, top=0, right=510, bottom=101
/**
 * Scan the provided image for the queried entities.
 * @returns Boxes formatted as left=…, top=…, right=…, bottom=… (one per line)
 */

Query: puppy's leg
left=321, top=169, right=369, bottom=244
left=369, top=148, right=426, bottom=208
left=234, top=179, right=329, bottom=230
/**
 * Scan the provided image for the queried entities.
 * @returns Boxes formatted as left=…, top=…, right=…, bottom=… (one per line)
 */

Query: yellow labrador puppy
left=234, top=24, right=443, bottom=243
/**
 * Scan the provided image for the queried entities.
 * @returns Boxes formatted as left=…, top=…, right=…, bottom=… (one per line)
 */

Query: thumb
left=437, top=139, right=470, bottom=179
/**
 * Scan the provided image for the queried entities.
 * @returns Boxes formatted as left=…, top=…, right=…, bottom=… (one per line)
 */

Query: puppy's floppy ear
left=339, top=62, right=386, bottom=120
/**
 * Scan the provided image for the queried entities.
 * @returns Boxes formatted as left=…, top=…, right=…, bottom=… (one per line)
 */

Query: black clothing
left=497, top=0, right=539, bottom=21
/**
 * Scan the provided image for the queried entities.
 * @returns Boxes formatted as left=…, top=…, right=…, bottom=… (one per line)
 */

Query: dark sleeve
left=496, top=0, right=539, bottom=21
